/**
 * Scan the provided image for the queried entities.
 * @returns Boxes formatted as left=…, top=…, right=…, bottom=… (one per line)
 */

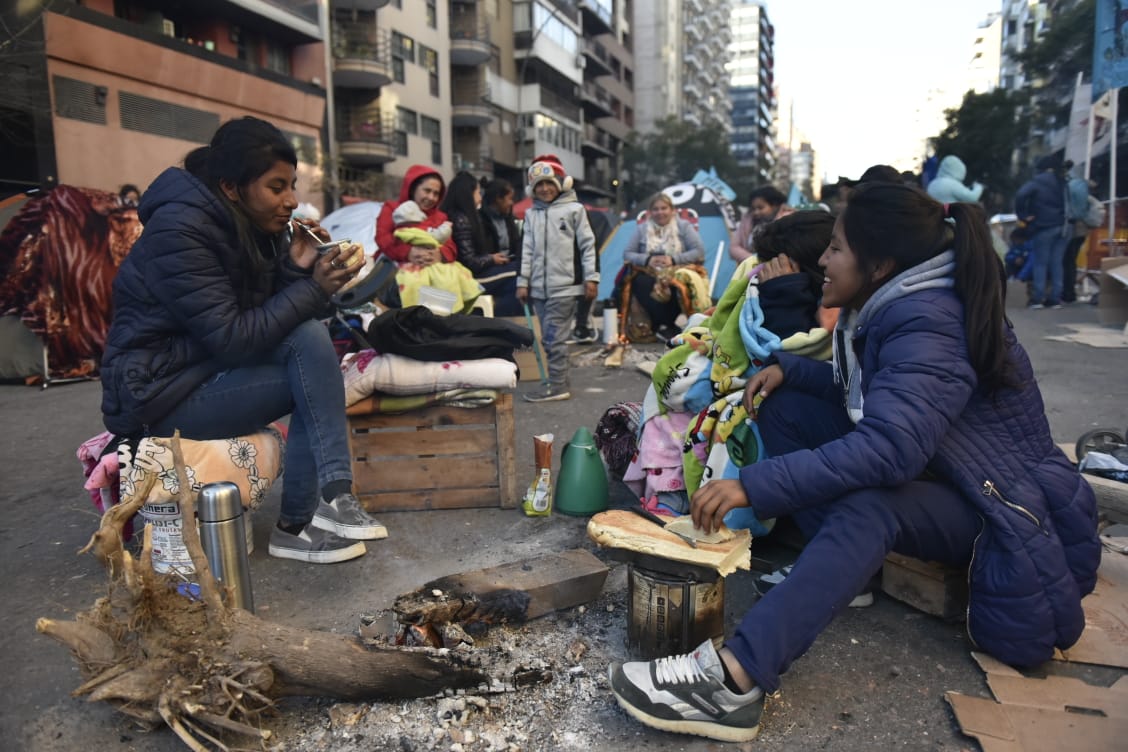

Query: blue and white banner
left=1093, top=0, right=1128, bottom=99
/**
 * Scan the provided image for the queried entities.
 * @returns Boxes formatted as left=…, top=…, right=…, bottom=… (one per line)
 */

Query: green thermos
left=554, top=427, right=609, bottom=516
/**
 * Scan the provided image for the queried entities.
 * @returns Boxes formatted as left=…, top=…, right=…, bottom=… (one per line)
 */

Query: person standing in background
left=926, top=155, right=984, bottom=204
left=1014, top=154, right=1070, bottom=309
left=515, top=155, right=598, bottom=402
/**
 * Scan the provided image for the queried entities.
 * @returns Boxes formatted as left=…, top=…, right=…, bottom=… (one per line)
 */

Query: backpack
left=1083, top=195, right=1106, bottom=228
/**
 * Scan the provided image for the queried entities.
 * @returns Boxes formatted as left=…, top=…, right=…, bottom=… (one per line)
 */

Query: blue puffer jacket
left=100, top=168, right=330, bottom=436
left=1014, top=171, right=1067, bottom=232
left=746, top=286, right=1100, bottom=667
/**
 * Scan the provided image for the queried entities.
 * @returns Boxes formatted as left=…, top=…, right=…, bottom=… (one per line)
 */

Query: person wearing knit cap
left=517, top=154, right=598, bottom=402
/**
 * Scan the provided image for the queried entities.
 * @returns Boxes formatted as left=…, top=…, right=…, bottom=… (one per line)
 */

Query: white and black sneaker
left=311, top=493, right=388, bottom=540
left=268, top=524, right=367, bottom=564
left=609, top=639, right=764, bottom=743
left=566, top=325, right=598, bottom=344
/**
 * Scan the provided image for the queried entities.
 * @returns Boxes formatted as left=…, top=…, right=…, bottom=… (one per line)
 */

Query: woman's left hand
left=584, top=281, right=598, bottom=300
left=647, top=254, right=672, bottom=270
left=691, top=479, right=750, bottom=534
left=289, top=220, right=330, bottom=269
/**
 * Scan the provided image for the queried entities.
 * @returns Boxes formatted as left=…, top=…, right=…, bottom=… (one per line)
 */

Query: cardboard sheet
left=1055, top=550, right=1128, bottom=669
left=945, top=692, right=1128, bottom=752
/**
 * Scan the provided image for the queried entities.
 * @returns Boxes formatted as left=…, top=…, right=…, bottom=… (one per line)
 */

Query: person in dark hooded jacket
left=608, top=182, right=1099, bottom=744
left=101, top=116, right=387, bottom=565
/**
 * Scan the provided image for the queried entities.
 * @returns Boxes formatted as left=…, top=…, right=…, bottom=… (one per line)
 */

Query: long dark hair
left=754, top=210, right=834, bottom=297
left=184, top=117, right=297, bottom=291
left=842, top=182, right=1011, bottom=393
left=482, top=177, right=514, bottom=212
left=441, top=171, right=488, bottom=257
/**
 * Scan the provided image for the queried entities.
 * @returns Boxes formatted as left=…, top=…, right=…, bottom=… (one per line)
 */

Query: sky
left=765, top=0, right=1004, bottom=184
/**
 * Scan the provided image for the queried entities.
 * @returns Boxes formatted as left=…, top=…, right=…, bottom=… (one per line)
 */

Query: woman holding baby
left=374, top=165, right=481, bottom=311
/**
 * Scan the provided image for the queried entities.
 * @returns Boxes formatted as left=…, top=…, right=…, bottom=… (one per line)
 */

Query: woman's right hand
left=647, top=254, right=671, bottom=270
left=312, top=245, right=362, bottom=296
left=491, top=253, right=510, bottom=265
left=743, top=364, right=784, bottom=416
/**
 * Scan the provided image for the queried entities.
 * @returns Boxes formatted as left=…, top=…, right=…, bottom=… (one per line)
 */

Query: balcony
left=521, top=84, right=581, bottom=123
left=582, top=39, right=612, bottom=78
left=578, top=0, right=613, bottom=36
left=331, top=0, right=392, bottom=10
left=581, top=81, right=613, bottom=118
left=332, top=24, right=392, bottom=89
left=450, top=9, right=491, bottom=66
left=452, top=84, right=493, bottom=126
left=453, top=146, right=494, bottom=175
left=337, top=106, right=396, bottom=166
left=582, top=123, right=614, bottom=158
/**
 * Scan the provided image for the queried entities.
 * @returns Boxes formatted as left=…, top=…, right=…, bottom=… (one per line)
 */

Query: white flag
left=1092, top=90, right=1114, bottom=157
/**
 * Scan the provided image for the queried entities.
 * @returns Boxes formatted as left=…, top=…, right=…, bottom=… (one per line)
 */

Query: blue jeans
left=1028, top=225, right=1069, bottom=305
left=148, top=319, right=351, bottom=527
left=725, top=387, right=981, bottom=693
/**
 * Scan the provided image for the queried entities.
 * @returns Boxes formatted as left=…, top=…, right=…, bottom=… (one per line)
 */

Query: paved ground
left=2, top=283, right=1126, bottom=751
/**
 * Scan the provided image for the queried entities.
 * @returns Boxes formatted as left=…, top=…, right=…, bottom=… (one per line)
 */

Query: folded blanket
left=345, top=388, right=498, bottom=416
left=342, top=349, right=516, bottom=406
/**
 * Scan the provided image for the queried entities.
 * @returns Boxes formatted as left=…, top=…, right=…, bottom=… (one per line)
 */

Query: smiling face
left=818, top=217, right=870, bottom=310
left=534, top=180, right=560, bottom=202
left=649, top=198, right=675, bottom=226
left=222, top=159, right=298, bottom=235
left=412, top=176, right=444, bottom=211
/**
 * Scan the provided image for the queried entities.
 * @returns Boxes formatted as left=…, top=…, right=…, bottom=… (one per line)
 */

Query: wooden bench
left=346, top=392, right=517, bottom=512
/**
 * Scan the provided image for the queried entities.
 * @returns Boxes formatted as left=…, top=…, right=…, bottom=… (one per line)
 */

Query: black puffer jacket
left=100, top=167, right=329, bottom=436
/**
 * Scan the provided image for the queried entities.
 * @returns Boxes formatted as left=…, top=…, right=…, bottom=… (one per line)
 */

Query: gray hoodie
left=518, top=189, right=599, bottom=299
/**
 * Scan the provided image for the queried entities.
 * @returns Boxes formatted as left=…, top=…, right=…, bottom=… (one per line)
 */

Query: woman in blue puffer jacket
left=608, top=182, right=1100, bottom=744
left=101, top=117, right=387, bottom=566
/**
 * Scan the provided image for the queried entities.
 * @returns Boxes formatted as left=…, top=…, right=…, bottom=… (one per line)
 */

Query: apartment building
left=728, top=0, right=776, bottom=185
left=632, top=0, right=731, bottom=135
left=3, top=0, right=328, bottom=208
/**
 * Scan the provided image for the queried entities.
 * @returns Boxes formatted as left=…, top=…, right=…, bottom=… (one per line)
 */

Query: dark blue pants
left=725, top=387, right=981, bottom=693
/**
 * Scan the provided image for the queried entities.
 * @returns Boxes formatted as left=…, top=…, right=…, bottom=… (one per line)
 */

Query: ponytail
left=948, top=202, right=1012, bottom=394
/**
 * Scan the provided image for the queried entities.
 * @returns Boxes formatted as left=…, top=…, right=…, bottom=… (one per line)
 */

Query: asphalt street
left=2, top=283, right=1125, bottom=751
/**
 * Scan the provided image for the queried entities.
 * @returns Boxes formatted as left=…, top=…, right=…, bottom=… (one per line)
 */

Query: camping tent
left=596, top=178, right=739, bottom=301
left=321, top=200, right=383, bottom=258
left=0, top=186, right=141, bottom=382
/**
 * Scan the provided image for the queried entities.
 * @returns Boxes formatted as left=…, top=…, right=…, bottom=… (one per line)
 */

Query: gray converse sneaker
left=268, top=524, right=366, bottom=564
left=522, top=385, right=571, bottom=403
left=608, top=640, right=764, bottom=743
left=311, top=493, right=388, bottom=540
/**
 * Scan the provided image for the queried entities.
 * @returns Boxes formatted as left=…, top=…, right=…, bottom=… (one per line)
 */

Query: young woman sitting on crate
left=607, top=182, right=1101, bottom=743
left=100, top=116, right=387, bottom=565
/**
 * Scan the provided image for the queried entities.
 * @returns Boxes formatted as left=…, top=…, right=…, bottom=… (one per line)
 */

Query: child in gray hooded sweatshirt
left=515, top=154, right=598, bottom=402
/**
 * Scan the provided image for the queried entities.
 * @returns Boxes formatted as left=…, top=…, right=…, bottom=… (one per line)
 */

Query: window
left=421, top=115, right=441, bottom=164
left=264, top=40, right=290, bottom=76
left=53, top=75, right=107, bottom=124
left=392, top=32, right=415, bottom=64
left=426, top=0, right=437, bottom=28
left=421, top=46, right=440, bottom=97
left=397, top=106, right=418, bottom=134
left=393, top=130, right=408, bottom=156
left=392, top=57, right=405, bottom=84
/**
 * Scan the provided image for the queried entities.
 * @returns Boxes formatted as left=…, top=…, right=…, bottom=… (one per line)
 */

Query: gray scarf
left=833, top=250, right=957, bottom=423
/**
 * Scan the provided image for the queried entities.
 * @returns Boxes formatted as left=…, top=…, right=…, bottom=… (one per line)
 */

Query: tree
left=932, top=89, right=1029, bottom=213
left=620, top=117, right=742, bottom=209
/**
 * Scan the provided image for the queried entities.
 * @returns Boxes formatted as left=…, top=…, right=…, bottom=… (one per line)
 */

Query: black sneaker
left=522, top=386, right=571, bottom=403
left=267, top=524, right=366, bottom=564
left=311, top=493, right=387, bottom=540
left=566, top=326, right=598, bottom=344
left=609, top=639, right=764, bottom=743
left=755, top=565, right=873, bottom=607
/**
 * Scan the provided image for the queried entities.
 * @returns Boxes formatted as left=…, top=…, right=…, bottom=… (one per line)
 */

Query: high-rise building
left=728, top=0, right=775, bottom=185
left=968, top=12, right=1003, bottom=95
left=3, top=0, right=328, bottom=206
left=632, top=0, right=732, bottom=134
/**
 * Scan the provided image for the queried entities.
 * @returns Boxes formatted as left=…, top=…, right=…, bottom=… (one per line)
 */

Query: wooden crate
left=347, top=392, right=517, bottom=512
left=881, top=552, right=968, bottom=622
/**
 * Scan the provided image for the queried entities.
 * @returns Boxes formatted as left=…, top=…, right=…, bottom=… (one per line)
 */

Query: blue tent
left=597, top=177, right=739, bottom=301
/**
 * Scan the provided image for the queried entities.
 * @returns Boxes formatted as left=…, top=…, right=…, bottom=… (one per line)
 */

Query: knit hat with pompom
left=527, top=153, right=573, bottom=193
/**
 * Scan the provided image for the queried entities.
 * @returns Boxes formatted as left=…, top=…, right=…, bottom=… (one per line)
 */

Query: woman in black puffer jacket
left=101, top=116, right=385, bottom=565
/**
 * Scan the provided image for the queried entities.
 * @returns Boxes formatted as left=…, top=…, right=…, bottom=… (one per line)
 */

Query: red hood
left=398, top=164, right=446, bottom=205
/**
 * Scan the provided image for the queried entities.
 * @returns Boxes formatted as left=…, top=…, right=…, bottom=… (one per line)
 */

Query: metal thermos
left=197, top=482, right=254, bottom=613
